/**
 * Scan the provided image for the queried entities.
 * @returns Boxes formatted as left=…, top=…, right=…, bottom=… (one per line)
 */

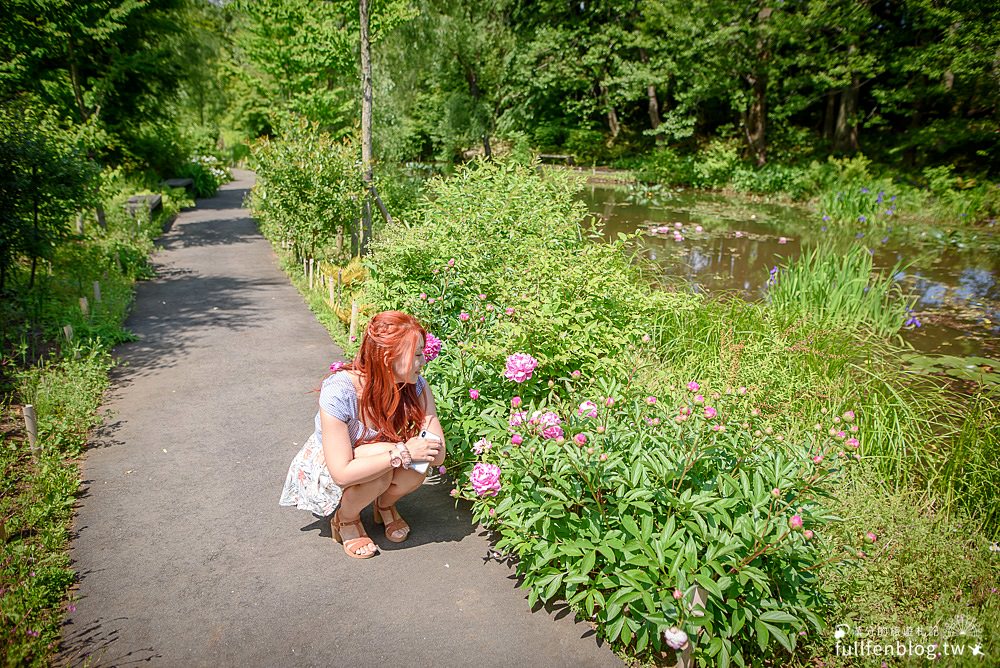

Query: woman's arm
left=420, top=384, right=446, bottom=467
left=320, top=410, right=399, bottom=488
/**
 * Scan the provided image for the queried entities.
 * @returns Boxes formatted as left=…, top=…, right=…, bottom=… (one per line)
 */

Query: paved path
left=65, top=170, right=621, bottom=667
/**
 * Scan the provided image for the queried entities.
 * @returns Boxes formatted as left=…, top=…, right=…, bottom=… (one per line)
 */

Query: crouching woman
left=280, top=311, right=445, bottom=559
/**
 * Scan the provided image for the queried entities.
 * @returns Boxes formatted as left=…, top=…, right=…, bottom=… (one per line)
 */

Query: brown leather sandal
left=331, top=510, right=378, bottom=559
left=373, top=496, right=410, bottom=543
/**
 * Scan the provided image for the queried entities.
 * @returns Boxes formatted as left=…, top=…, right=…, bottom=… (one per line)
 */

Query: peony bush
left=447, top=366, right=858, bottom=664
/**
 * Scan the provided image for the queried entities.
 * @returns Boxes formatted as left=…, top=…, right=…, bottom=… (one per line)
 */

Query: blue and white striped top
left=313, top=371, right=428, bottom=448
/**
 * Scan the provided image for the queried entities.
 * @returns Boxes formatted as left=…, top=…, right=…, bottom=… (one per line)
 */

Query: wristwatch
left=389, top=449, right=403, bottom=469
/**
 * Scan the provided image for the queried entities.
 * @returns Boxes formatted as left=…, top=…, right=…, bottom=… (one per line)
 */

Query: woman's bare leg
left=336, top=470, right=392, bottom=556
left=376, top=468, right=427, bottom=540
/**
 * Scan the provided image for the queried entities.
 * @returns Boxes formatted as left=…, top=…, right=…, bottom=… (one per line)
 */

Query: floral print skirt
left=279, top=434, right=343, bottom=516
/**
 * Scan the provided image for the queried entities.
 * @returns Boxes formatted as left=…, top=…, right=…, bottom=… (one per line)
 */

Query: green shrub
left=248, top=114, right=362, bottom=260
left=179, top=154, right=231, bottom=198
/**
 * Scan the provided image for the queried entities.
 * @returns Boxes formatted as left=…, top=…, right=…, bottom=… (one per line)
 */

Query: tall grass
left=766, top=245, right=911, bottom=339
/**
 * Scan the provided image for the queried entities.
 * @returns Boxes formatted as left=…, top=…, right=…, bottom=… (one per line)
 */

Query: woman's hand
left=404, top=434, right=441, bottom=463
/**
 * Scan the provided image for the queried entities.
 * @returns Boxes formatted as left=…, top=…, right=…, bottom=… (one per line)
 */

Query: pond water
left=580, top=185, right=1000, bottom=362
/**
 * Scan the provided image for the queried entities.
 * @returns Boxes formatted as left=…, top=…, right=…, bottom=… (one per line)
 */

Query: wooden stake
left=349, top=300, right=359, bottom=340
left=308, top=258, right=315, bottom=290
left=328, top=277, right=335, bottom=305
left=63, top=324, right=73, bottom=343
left=303, top=258, right=307, bottom=278
left=23, top=405, right=38, bottom=452
left=93, top=281, right=102, bottom=303
left=79, top=296, right=89, bottom=318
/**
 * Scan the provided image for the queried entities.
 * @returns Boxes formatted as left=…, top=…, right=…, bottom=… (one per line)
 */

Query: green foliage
left=0, top=103, right=98, bottom=291
left=247, top=115, right=362, bottom=260
left=178, top=154, right=232, bottom=198
left=765, top=245, right=912, bottom=340
left=0, top=441, right=80, bottom=667
left=801, top=470, right=1000, bottom=666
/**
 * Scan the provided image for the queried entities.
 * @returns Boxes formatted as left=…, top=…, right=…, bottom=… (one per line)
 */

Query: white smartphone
left=410, top=429, right=442, bottom=474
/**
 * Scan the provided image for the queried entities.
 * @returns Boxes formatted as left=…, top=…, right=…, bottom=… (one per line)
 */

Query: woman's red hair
left=340, top=311, right=427, bottom=444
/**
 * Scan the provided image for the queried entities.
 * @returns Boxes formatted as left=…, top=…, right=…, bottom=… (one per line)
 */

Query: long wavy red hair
left=339, top=311, right=427, bottom=444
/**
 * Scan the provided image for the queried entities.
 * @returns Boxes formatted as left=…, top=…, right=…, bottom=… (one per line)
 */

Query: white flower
left=663, top=627, right=688, bottom=650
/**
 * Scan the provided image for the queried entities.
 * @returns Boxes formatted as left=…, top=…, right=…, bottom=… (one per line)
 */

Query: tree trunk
left=359, top=0, right=373, bottom=257
left=598, top=81, right=620, bottom=144
left=482, top=133, right=492, bottom=159
left=639, top=48, right=662, bottom=132
left=67, top=35, right=90, bottom=122
left=742, top=7, right=771, bottom=166
left=833, top=44, right=860, bottom=153
left=744, top=73, right=767, bottom=166
left=823, top=91, right=836, bottom=140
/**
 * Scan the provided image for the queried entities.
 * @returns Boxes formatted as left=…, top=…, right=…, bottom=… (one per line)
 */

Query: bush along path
left=62, top=169, right=620, bottom=666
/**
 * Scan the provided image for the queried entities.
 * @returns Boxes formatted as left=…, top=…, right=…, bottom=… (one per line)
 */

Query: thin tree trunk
left=639, top=48, right=662, bottom=132
left=482, top=133, right=492, bottom=159
left=823, top=91, right=836, bottom=140
left=67, top=35, right=90, bottom=122
left=744, top=74, right=767, bottom=166
left=598, top=81, right=620, bottom=144
left=359, top=0, right=373, bottom=257
left=834, top=44, right=860, bottom=153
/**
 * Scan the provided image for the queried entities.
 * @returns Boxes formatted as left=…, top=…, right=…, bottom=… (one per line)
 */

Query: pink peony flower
left=599, top=453, right=608, bottom=461
left=505, top=307, right=515, bottom=316
left=672, top=589, right=683, bottom=600
left=711, top=424, right=725, bottom=432
left=511, top=396, right=522, bottom=408
left=577, top=401, right=599, bottom=419
left=646, top=396, right=657, bottom=405
left=693, top=395, right=705, bottom=404
left=835, top=431, right=846, bottom=441
left=865, top=531, right=878, bottom=543
left=813, top=455, right=824, bottom=464
left=574, top=433, right=587, bottom=446
left=486, top=304, right=494, bottom=311
left=508, top=411, right=527, bottom=427
left=329, top=360, right=348, bottom=373
left=846, top=437, right=860, bottom=448
left=843, top=410, right=856, bottom=422
left=438, top=465, right=447, bottom=475
left=850, top=424, right=859, bottom=433
left=511, top=434, right=523, bottom=446
left=504, top=353, right=539, bottom=383
left=664, top=627, right=688, bottom=650
left=804, top=530, right=814, bottom=540
left=789, top=515, right=804, bottom=530
left=450, top=488, right=458, bottom=497
left=704, top=406, right=717, bottom=419
left=423, top=333, right=442, bottom=362
left=571, top=370, right=582, bottom=378
left=687, top=381, right=700, bottom=392
left=737, top=386, right=747, bottom=395
left=469, top=389, right=480, bottom=400
left=427, top=297, right=436, bottom=304
left=679, top=406, right=691, bottom=416
left=604, top=396, right=615, bottom=407
left=472, top=438, right=492, bottom=455
left=459, top=312, right=470, bottom=322
left=471, top=463, right=501, bottom=497
left=447, top=258, right=455, bottom=267
left=771, top=488, right=781, bottom=498
left=542, top=425, right=564, bottom=441
left=478, top=293, right=486, bottom=300
left=596, top=425, right=606, bottom=434
left=419, top=292, right=427, bottom=300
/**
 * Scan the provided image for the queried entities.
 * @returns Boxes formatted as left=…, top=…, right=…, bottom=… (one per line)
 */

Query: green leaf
left=759, top=610, right=798, bottom=624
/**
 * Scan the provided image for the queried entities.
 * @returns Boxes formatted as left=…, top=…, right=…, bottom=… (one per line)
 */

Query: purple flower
left=329, top=360, right=347, bottom=373
left=767, top=265, right=779, bottom=288
left=861, top=187, right=870, bottom=194
left=423, top=333, right=442, bottom=362
left=504, top=353, right=539, bottom=383
left=858, top=215, right=867, bottom=223
left=471, top=463, right=501, bottom=497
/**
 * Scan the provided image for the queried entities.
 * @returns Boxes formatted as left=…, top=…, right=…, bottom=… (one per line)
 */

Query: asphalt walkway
left=64, top=169, right=621, bottom=667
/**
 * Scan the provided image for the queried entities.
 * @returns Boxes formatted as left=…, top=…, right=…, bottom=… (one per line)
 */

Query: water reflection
left=581, top=185, right=1000, bottom=357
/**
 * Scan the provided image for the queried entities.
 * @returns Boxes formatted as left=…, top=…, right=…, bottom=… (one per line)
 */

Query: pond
left=580, top=185, right=1000, bottom=368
